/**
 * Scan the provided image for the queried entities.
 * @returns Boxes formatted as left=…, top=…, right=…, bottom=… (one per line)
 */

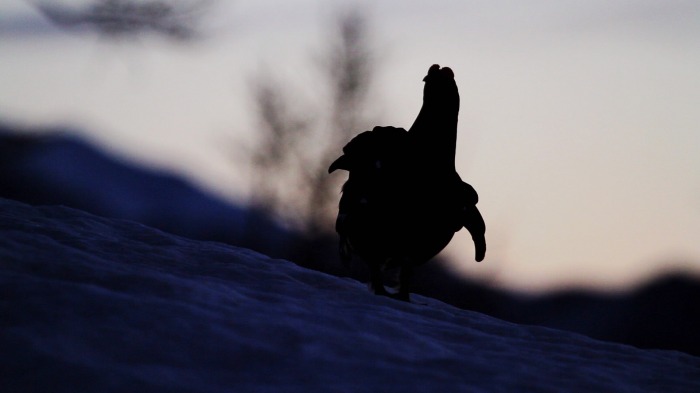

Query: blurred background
left=1, top=0, right=699, bottom=353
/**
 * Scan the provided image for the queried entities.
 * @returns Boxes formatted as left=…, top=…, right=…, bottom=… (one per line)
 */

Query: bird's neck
left=409, top=103, right=459, bottom=172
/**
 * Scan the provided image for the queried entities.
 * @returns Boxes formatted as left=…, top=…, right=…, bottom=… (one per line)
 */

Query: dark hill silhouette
left=1, top=122, right=698, bottom=356
left=0, top=123, right=293, bottom=255
left=412, top=263, right=700, bottom=356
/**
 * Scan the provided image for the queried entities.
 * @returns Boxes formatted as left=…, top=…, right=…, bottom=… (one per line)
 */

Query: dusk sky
left=1, top=0, right=699, bottom=292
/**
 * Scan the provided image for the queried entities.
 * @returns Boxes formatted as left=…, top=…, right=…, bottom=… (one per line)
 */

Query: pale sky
left=1, top=0, right=699, bottom=292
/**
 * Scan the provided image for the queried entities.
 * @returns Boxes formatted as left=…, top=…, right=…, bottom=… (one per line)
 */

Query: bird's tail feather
left=463, top=205, right=486, bottom=262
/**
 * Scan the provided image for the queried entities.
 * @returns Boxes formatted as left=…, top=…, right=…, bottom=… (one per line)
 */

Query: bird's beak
left=328, top=155, right=350, bottom=173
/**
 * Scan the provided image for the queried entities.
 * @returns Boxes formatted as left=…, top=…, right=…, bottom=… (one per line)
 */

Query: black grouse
left=328, top=64, right=486, bottom=301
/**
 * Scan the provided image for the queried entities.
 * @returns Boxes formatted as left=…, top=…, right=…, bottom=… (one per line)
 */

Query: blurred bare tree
left=248, top=9, right=378, bottom=245
left=33, top=0, right=213, bottom=41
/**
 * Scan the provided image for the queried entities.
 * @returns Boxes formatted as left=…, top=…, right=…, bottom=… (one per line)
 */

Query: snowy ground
left=2, top=197, right=699, bottom=392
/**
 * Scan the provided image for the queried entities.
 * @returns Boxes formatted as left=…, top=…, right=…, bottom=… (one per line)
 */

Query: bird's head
left=328, top=154, right=351, bottom=173
left=422, top=64, right=459, bottom=113
left=328, top=126, right=407, bottom=174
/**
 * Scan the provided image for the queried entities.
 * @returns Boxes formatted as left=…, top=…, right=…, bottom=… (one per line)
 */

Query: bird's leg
left=391, top=266, right=413, bottom=302
left=368, top=262, right=389, bottom=296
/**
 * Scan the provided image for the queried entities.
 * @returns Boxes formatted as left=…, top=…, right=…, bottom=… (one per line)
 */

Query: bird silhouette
left=329, top=64, right=486, bottom=301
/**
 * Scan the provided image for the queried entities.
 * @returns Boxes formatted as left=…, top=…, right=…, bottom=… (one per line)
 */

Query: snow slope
left=2, top=197, right=699, bottom=392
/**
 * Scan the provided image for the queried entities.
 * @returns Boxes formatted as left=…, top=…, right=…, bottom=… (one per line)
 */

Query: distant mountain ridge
left=0, top=123, right=293, bottom=254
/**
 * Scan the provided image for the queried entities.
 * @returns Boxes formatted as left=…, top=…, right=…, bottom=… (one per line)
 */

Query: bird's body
left=329, top=65, right=485, bottom=301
